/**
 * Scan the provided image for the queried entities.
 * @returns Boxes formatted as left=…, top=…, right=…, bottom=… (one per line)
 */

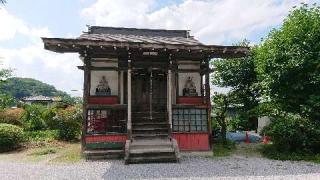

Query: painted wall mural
left=95, top=76, right=111, bottom=96
left=182, top=76, right=198, bottom=96
left=90, top=71, right=118, bottom=96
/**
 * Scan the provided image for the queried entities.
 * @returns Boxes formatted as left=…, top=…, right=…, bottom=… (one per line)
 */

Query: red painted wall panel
left=85, top=134, right=127, bottom=143
left=177, top=96, right=204, bottom=105
left=172, top=133, right=210, bottom=151
left=88, top=96, right=118, bottom=104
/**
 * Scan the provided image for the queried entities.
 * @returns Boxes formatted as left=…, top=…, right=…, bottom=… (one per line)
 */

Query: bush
left=21, top=104, right=47, bottom=131
left=42, top=107, right=58, bottom=130
left=0, top=108, right=24, bottom=126
left=261, top=144, right=320, bottom=163
left=0, top=94, right=16, bottom=109
left=54, top=105, right=82, bottom=141
left=24, top=130, right=59, bottom=142
left=261, top=113, right=320, bottom=153
left=0, top=123, right=24, bottom=152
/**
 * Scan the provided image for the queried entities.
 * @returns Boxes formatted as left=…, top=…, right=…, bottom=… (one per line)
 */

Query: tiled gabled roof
left=78, top=26, right=203, bottom=46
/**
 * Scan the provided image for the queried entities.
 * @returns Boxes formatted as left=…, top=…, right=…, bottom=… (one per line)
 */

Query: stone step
left=129, top=147, right=174, bottom=154
left=125, top=136, right=180, bottom=164
left=127, top=155, right=177, bottom=164
left=84, top=149, right=124, bottom=160
left=132, top=130, right=169, bottom=135
left=130, top=144, right=172, bottom=150
left=132, top=133, right=169, bottom=138
left=130, top=138, right=172, bottom=146
left=132, top=136, right=171, bottom=141
left=132, top=127, right=168, bottom=133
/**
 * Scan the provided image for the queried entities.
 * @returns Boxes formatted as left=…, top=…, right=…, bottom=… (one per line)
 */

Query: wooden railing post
left=120, top=71, right=124, bottom=104
left=127, top=56, right=132, bottom=138
left=168, top=56, right=173, bottom=131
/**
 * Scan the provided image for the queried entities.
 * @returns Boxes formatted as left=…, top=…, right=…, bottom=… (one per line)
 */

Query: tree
left=0, top=77, right=73, bottom=103
left=255, top=4, right=320, bottom=121
left=0, top=68, right=12, bottom=85
left=0, top=67, right=14, bottom=109
left=212, top=40, right=259, bottom=130
left=212, top=92, right=236, bottom=145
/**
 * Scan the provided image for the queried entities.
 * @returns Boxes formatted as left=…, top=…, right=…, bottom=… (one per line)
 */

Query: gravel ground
left=1, top=153, right=320, bottom=180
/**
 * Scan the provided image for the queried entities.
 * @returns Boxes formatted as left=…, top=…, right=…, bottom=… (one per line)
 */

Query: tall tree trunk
left=221, top=121, right=227, bottom=145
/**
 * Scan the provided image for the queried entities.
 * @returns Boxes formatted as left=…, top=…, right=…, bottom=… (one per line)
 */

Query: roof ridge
left=87, top=26, right=190, bottom=38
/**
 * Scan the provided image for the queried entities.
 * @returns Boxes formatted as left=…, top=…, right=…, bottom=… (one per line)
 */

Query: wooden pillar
left=205, top=58, right=212, bottom=148
left=127, top=55, right=132, bottom=138
left=81, top=52, right=91, bottom=152
left=168, top=56, right=173, bottom=130
left=201, top=74, right=204, bottom=104
left=120, top=71, right=124, bottom=104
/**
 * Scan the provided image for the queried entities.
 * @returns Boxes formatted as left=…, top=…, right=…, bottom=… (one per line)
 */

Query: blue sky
left=0, top=0, right=317, bottom=96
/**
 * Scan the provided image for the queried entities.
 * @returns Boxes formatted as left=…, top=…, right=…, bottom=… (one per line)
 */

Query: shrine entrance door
left=132, top=68, right=167, bottom=119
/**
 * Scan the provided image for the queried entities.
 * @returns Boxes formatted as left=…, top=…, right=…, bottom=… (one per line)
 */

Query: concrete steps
left=125, top=138, right=180, bottom=164
left=84, top=149, right=124, bottom=160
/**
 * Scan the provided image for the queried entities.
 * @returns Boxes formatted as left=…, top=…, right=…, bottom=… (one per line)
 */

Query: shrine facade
left=42, top=26, right=248, bottom=163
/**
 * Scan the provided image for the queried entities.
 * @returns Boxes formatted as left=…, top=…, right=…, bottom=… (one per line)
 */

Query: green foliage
left=21, top=104, right=47, bottom=131
left=213, top=139, right=236, bottom=157
left=30, top=147, right=57, bottom=156
left=0, top=68, right=12, bottom=84
left=54, top=105, right=82, bottom=141
left=261, top=144, right=320, bottom=163
left=0, top=77, right=74, bottom=104
left=262, top=113, right=320, bottom=153
left=0, top=67, right=14, bottom=109
left=20, top=104, right=82, bottom=142
left=0, top=94, right=16, bottom=109
left=42, top=107, right=58, bottom=130
left=212, top=40, right=259, bottom=130
left=212, top=92, right=236, bottom=144
left=0, top=108, right=24, bottom=126
left=24, top=130, right=59, bottom=143
left=255, top=4, right=320, bottom=120
left=0, top=123, right=24, bottom=152
left=228, top=113, right=251, bottom=131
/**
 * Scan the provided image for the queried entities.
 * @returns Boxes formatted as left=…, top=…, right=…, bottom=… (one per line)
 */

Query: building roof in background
left=22, top=95, right=62, bottom=102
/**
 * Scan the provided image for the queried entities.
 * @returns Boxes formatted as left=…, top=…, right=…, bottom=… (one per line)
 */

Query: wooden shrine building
left=42, top=26, right=248, bottom=163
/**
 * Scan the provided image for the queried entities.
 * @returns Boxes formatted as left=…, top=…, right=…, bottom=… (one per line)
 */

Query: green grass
left=51, top=143, right=81, bottom=163
left=0, top=142, right=81, bottom=164
left=261, top=144, right=320, bottom=163
left=29, top=147, right=58, bottom=156
left=212, top=140, right=236, bottom=157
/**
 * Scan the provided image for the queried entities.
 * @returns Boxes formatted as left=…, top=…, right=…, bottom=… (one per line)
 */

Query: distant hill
left=0, top=77, right=75, bottom=102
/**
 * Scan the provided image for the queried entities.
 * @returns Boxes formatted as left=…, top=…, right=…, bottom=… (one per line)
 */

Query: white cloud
left=0, top=8, right=83, bottom=96
left=81, top=0, right=313, bottom=44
